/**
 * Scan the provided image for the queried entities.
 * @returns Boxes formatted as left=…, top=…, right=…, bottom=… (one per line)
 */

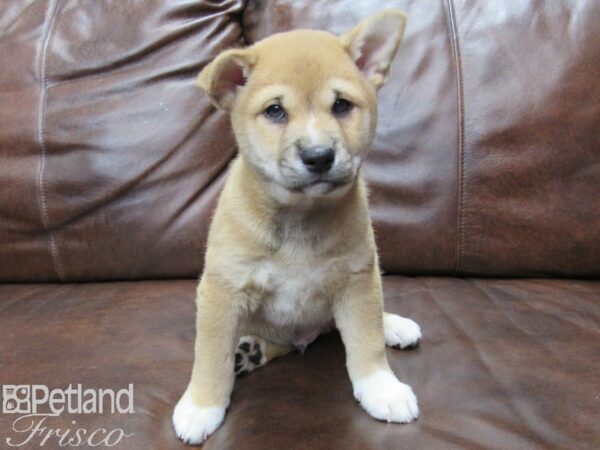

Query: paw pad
left=393, top=336, right=421, bottom=350
left=234, top=337, right=265, bottom=375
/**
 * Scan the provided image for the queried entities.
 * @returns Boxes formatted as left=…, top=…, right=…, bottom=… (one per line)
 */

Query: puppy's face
left=198, top=10, right=407, bottom=198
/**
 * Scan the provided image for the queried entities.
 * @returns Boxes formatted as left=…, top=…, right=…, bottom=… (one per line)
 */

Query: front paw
left=353, top=370, right=419, bottom=423
left=173, top=392, right=225, bottom=445
left=384, top=314, right=422, bottom=349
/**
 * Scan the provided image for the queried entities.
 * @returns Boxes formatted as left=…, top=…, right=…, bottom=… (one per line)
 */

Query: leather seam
left=36, top=0, right=66, bottom=281
left=446, top=0, right=466, bottom=275
left=238, top=0, right=250, bottom=45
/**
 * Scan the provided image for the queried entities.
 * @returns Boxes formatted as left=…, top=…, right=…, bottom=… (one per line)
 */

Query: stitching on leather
left=446, top=0, right=466, bottom=275
left=36, top=0, right=66, bottom=281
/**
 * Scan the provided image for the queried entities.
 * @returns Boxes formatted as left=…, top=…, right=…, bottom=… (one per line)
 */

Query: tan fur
left=174, top=10, right=420, bottom=445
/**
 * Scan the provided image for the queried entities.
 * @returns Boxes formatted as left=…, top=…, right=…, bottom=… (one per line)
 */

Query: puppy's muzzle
left=299, top=146, right=335, bottom=174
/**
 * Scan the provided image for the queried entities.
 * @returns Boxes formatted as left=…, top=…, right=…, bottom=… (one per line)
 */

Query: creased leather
left=0, top=277, right=598, bottom=449
left=0, top=0, right=244, bottom=281
left=1, top=0, right=599, bottom=280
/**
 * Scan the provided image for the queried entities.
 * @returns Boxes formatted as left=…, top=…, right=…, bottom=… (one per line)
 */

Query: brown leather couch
left=1, top=1, right=598, bottom=449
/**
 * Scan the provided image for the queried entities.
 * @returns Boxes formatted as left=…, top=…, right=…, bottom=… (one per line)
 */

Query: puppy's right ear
left=197, top=48, right=255, bottom=110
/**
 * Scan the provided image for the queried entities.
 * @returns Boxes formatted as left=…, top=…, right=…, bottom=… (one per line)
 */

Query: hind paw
left=235, top=336, right=267, bottom=375
left=384, top=314, right=422, bottom=349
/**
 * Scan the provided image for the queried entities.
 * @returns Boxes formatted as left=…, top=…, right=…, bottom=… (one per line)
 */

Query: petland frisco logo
left=2, top=384, right=134, bottom=447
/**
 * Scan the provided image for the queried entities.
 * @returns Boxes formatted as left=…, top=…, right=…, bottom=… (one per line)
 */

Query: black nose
left=299, top=147, right=335, bottom=174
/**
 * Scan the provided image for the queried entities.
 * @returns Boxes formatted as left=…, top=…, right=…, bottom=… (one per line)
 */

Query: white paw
left=353, top=370, right=419, bottom=423
left=172, top=392, right=225, bottom=445
left=384, top=314, right=422, bottom=349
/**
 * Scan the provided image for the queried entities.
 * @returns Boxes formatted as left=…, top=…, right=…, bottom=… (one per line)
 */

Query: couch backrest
left=1, top=0, right=599, bottom=282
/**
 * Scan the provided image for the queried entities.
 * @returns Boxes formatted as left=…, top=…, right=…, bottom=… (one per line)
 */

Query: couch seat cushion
left=0, top=277, right=598, bottom=449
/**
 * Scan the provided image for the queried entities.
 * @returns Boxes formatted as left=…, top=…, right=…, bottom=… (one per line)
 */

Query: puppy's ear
left=197, top=48, right=255, bottom=110
left=340, top=10, right=407, bottom=90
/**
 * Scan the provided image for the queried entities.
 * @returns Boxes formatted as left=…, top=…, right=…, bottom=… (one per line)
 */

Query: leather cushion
left=1, top=277, right=598, bottom=448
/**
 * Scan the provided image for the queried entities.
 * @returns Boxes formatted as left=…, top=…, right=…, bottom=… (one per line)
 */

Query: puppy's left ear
left=340, top=9, right=407, bottom=90
left=197, top=48, right=256, bottom=110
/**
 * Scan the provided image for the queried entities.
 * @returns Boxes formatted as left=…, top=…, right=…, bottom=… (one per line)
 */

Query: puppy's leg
left=234, top=335, right=294, bottom=375
left=383, top=312, right=421, bottom=349
left=334, top=265, right=419, bottom=423
left=173, top=276, right=241, bottom=445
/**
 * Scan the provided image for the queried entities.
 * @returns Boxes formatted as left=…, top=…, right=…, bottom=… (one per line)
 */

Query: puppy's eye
left=264, top=104, right=287, bottom=123
left=332, top=98, right=353, bottom=117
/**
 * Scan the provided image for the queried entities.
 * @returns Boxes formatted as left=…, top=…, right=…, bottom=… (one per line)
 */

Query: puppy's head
left=198, top=10, right=406, bottom=198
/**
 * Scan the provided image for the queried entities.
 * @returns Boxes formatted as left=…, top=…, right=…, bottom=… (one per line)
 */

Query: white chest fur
left=252, top=257, right=336, bottom=327
left=229, top=242, right=371, bottom=331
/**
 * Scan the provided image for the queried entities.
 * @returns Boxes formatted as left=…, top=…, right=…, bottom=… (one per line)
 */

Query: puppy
left=173, top=9, right=421, bottom=445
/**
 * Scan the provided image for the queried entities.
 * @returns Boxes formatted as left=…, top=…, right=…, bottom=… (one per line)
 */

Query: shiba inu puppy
left=173, top=9, right=421, bottom=445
